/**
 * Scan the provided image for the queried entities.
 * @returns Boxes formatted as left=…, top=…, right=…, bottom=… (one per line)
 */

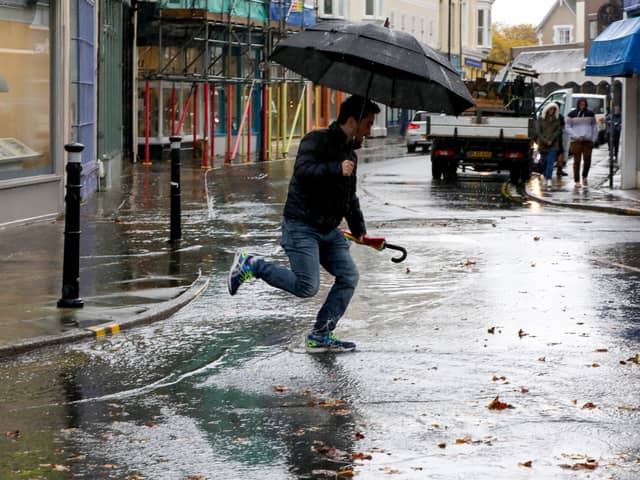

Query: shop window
left=0, top=1, right=52, bottom=181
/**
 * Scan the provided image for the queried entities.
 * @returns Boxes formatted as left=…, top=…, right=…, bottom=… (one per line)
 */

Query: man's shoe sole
left=227, top=251, right=243, bottom=296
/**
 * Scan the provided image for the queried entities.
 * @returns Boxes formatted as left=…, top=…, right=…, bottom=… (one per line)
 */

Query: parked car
left=536, top=89, right=608, bottom=147
left=405, top=111, right=432, bottom=153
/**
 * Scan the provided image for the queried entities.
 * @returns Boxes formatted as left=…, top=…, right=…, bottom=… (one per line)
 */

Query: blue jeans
left=541, top=150, right=557, bottom=180
left=252, top=217, right=359, bottom=335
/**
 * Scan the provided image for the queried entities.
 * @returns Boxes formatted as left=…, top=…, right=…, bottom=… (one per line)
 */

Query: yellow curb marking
left=87, top=324, right=121, bottom=337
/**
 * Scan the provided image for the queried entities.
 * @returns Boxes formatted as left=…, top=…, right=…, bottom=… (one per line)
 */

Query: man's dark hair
left=337, top=95, right=381, bottom=124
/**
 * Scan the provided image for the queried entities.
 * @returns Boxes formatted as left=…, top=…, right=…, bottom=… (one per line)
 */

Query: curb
left=0, top=271, right=210, bottom=360
left=523, top=185, right=640, bottom=216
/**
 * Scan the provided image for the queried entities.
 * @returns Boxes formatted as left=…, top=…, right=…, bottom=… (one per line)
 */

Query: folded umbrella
left=343, top=230, right=407, bottom=263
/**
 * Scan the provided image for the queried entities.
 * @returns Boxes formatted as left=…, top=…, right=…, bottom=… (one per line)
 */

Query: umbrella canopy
left=270, top=20, right=474, bottom=115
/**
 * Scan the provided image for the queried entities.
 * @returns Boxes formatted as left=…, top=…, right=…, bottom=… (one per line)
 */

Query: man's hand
left=342, top=159, right=355, bottom=176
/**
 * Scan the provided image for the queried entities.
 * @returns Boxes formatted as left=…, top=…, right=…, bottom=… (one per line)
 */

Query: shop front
left=0, top=1, right=64, bottom=226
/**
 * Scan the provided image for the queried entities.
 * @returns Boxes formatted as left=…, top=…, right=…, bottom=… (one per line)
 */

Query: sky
left=492, top=0, right=557, bottom=26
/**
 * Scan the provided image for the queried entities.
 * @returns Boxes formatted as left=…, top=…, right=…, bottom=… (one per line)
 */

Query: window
left=365, top=0, right=374, bottom=15
left=589, top=20, right=598, bottom=39
left=364, top=0, right=383, bottom=18
left=401, top=14, right=406, bottom=31
left=553, top=25, right=573, bottom=44
left=476, top=7, right=491, bottom=48
left=411, top=16, right=415, bottom=35
left=461, top=1, right=468, bottom=48
left=420, top=17, right=425, bottom=41
left=323, top=0, right=344, bottom=17
left=0, top=0, right=53, bottom=181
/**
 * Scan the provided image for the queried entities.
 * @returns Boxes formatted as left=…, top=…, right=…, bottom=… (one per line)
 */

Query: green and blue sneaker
left=306, top=332, right=356, bottom=353
left=227, top=251, right=255, bottom=296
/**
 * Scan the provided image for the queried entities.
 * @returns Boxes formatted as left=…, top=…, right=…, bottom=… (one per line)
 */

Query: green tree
left=489, top=23, right=538, bottom=65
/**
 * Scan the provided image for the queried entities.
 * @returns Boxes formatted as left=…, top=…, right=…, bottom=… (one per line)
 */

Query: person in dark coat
left=227, top=95, right=380, bottom=353
left=566, top=97, right=598, bottom=188
left=536, top=102, right=563, bottom=188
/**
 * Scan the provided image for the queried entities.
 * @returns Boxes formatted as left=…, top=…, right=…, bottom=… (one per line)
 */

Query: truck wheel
left=407, top=144, right=416, bottom=153
left=431, top=158, right=443, bottom=180
left=443, top=162, right=457, bottom=182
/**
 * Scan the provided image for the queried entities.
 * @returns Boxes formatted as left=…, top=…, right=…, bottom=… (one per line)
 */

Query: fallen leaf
left=571, top=399, right=577, bottom=405
left=331, top=408, right=353, bottom=416
left=337, top=469, right=355, bottom=477
left=595, top=348, right=608, bottom=352
left=464, top=260, right=476, bottom=266
left=519, top=460, right=533, bottom=468
left=628, top=353, right=639, bottom=364
left=520, top=387, right=529, bottom=393
left=487, top=396, right=514, bottom=410
left=582, top=402, right=597, bottom=409
left=492, top=375, right=506, bottom=382
left=438, top=443, right=446, bottom=449
left=560, top=460, right=598, bottom=470
left=455, top=436, right=473, bottom=444
left=538, top=356, right=546, bottom=362
left=352, top=452, right=373, bottom=460
left=533, top=236, right=540, bottom=241
left=487, top=327, right=496, bottom=334
left=274, top=386, right=286, bottom=393
left=591, top=363, right=600, bottom=368
left=4, top=430, right=20, bottom=439
left=405, top=267, right=411, bottom=274
left=354, top=432, right=365, bottom=440
left=318, top=399, right=346, bottom=408
left=518, top=329, right=528, bottom=338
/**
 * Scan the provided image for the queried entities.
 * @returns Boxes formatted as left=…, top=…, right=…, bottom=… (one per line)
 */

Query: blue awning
left=586, top=16, right=640, bottom=77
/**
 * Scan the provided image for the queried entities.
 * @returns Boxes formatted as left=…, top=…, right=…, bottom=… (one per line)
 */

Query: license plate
left=468, top=151, right=492, bottom=158
left=421, top=134, right=427, bottom=139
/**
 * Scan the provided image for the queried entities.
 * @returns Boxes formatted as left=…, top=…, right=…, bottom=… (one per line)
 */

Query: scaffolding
left=136, top=0, right=340, bottom=166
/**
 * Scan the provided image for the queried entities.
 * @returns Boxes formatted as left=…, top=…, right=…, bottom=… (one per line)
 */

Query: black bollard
left=57, top=143, right=85, bottom=308
left=169, top=136, right=182, bottom=242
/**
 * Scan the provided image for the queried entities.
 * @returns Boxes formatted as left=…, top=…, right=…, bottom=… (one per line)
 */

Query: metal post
left=58, top=143, right=85, bottom=309
left=169, top=136, right=182, bottom=242
left=609, top=77, right=615, bottom=189
left=144, top=80, right=151, bottom=165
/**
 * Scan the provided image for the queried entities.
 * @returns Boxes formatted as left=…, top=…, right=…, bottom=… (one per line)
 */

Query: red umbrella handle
left=342, top=231, right=407, bottom=263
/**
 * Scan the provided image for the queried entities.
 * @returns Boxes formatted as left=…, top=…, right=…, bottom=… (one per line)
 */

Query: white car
left=405, top=111, right=432, bottom=153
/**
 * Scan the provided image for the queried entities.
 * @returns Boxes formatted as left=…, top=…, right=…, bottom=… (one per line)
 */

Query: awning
left=586, top=16, right=640, bottom=77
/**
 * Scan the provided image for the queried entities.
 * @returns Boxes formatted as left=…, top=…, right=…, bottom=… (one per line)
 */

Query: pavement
left=0, top=138, right=638, bottom=359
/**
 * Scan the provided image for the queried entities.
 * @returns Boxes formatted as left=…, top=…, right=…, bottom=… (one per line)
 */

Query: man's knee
left=295, top=278, right=319, bottom=298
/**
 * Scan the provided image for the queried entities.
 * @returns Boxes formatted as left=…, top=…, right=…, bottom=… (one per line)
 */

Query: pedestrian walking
left=227, top=95, right=380, bottom=353
left=566, top=97, right=598, bottom=188
left=555, top=103, right=568, bottom=178
left=606, top=105, right=622, bottom=161
left=536, top=103, right=563, bottom=188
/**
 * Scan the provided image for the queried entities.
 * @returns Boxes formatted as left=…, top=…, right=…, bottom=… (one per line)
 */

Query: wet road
left=1, top=154, right=640, bottom=479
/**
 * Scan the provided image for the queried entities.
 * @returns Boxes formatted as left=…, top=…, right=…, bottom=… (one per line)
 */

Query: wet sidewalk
left=523, top=147, right=640, bottom=215
left=1, top=139, right=638, bottom=358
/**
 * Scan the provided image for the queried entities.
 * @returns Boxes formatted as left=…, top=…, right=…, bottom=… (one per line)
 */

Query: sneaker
left=227, top=251, right=254, bottom=295
left=546, top=179, right=552, bottom=188
left=557, top=168, right=568, bottom=177
left=305, top=332, right=356, bottom=353
left=575, top=182, right=582, bottom=189
left=582, top=178, right=589, bottom=187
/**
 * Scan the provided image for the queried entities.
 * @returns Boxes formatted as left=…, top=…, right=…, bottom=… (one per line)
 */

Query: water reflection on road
left=0, top=155, right=639, bottom=479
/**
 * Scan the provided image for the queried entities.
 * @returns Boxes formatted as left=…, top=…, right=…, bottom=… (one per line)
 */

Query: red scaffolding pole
left=143, top=79, right=151, bottom=165
left=210, top=84, right=216, bottom=163
left=246, top=88, right=252, bottom=163
left=193, top=83, right=198, bottom=160
left=202, top=82, right=210, bottom=169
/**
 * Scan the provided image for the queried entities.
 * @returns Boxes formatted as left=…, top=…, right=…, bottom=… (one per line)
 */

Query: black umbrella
left=270, top=20, right=474, bottom=114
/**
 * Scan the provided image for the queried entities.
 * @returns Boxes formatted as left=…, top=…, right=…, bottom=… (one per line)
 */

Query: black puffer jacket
left=283, top=121, right=367, bottom=237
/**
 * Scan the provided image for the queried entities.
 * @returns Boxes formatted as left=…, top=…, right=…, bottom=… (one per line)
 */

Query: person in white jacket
left=566, top=98, right=598, bottom=188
